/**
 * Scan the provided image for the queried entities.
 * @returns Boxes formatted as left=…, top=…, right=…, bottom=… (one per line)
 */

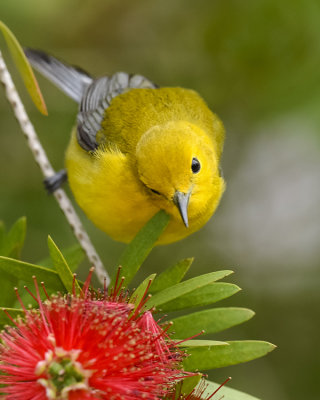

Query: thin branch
left=0, top=49, right=109, bottom=286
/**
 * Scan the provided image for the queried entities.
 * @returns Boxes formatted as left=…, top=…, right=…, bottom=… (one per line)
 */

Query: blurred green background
left=1, top=1, right=319, bottom=399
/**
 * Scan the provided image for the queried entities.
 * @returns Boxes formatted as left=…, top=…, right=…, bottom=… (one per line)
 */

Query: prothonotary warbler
left=25, top=49, right=225, bottom=244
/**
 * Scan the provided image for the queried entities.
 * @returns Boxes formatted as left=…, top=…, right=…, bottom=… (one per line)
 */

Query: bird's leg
left=44, top=169, right=68, bottom=193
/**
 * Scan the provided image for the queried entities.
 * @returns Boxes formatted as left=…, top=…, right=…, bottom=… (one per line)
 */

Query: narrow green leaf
left=183, top=340, right=276, bottom=371
left=4, top=216, right=26, bottom=258
left=0, top=307, right=24, bottom=325
left=150, top=258, right=193, bottom=294
left=0, top=256, right=65, bottom=291
left=201, top=379, right=260, bottom=400
left=173, top=374, right=202, bottom=398
left=178, top=340, right=227, bottom=347
left=47, top=236, right=81, bottom=294
left=38, top=244, right=84, bottom=272
left=152, top=282, right=239, bottom=313
left=0, top=21, right=47, bottom=115
left=145, top=270, right=233, bottom=311
left=112, top=210, right=170, bottom=288
left=170, top=307, right=255, bottom=338
left=129, top=274, right=156, bottom=310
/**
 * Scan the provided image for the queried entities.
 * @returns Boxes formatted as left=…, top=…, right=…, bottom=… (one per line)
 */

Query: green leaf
left=169, top=307, right=255, bottom=338
left=150, top=258, right=193, bottom=294
left=159, top=283, right=240, bottom=312
left=111, top=210, right=170, bottom=288
left=145, top=270, right=233, bottom=312
left=201, top=379, right=260, bottom=400
left=0, top=21, right=47, bottom=115
left=47, top=236, right=81, bottom=294
left=38, top=243, right=84, bottom=272
left=0, top=307, right=24, bottom=325
left=178, top=339, right=227, bottom=347
left=0, top=256, right=65, bottom=291
left=152, top=283, right=239, bottom=313
left=183, top=340, right=276, bottom=371
left=129, top=274, right=156, bottom=311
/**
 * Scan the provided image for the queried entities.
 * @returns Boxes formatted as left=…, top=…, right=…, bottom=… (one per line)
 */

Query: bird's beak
left=173, top=191, right=191, bottom=228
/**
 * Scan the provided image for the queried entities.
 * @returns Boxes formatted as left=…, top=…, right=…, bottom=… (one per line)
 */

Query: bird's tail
left=24, top=48, right=93, bottom=103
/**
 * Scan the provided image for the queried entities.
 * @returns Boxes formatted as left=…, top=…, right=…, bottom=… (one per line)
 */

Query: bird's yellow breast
left=65, top=130, right=156, bottom=242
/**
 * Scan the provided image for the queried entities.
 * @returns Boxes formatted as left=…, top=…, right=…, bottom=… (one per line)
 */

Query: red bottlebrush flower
left=0, top=278, right=189, bottom=400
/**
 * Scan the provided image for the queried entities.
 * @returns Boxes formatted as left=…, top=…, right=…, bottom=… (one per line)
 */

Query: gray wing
left=25, top=48, right=93, bottom=102
left=77, top=72, right=157, bottom=151
left=25, top=48, right=157, bottom=152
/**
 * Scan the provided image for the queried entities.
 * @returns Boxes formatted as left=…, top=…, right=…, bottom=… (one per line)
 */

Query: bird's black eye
left=191, top=157, right=201, bottom=173
left=150, top=188, right=161, bottom=195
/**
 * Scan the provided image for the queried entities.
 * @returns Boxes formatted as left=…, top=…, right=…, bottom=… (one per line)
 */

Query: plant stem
left=0, top=49, right=109, bottom=286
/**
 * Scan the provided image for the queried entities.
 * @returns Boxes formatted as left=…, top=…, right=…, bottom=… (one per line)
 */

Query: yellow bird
left=25, top=49, right=225, bottom=244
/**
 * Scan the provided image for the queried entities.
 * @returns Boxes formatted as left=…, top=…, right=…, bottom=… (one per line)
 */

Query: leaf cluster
left=0, top=214, right=275, bottom=400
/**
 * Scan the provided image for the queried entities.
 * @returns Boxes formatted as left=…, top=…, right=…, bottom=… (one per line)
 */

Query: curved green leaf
left=0, top=256, right=65, bottom=291
left=48, top=236, right=81, bottom=294
left=183, top=340, right=276, bottom=371
left=112, top=210, right=170, bottom=288
left=170, top=307, right=255, bottom=338
left=150, top=258, right=193, bottom=294
left=0, top=20, right=47, bottom=114
left=145, top=270, right=233, bottom=311
left=201, top=379, right=260, bottom=400
left=155, top=282, right=240, bottom=312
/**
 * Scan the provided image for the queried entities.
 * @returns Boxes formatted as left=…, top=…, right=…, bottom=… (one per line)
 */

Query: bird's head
left=136, top=120, right=225, bottom=228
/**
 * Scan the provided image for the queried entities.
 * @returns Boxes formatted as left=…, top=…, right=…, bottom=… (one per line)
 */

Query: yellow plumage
left=26, top=50, right=225, bottom=244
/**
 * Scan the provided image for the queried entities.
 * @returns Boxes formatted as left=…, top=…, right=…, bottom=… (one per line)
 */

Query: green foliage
left=0, top=217, right=26, bottom=259
left=145, top=270, right=235, bottom=311
left=47, top=236, right=81, bottom=294
left=0, top=219, right=82, bottom=307
left=169, top=307, right=255, bottom=338
left=183, top=340, right=276, bottom=371
left=150, top=257, right=193, bottom=294
left=129, top=273, right=156, bottom=312
left=0, top=218, right=27, bottom=306
left=0, top=20, right=47, bottom=114
left=0, top=257, right=65, bottom=292
left=38, top=243, right=84, bottom=272
left=0, top=216, right=274, bottom=399
left=111, top=210, right=170, bottom=288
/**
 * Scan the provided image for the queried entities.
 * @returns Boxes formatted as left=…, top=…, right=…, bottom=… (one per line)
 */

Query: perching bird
left=25, top=49, right=225, bottom=244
